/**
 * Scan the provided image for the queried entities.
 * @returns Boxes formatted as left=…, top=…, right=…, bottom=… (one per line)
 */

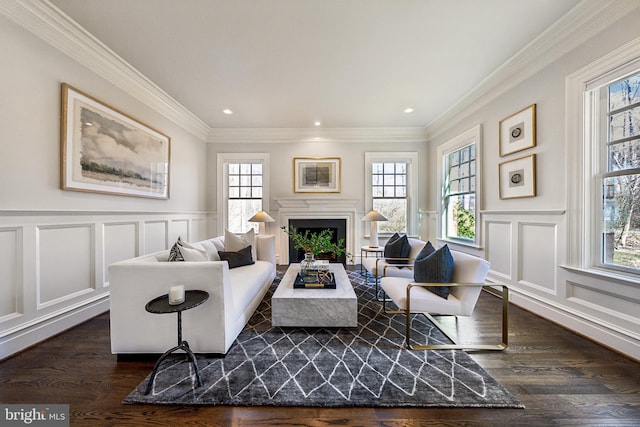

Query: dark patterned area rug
left=124, top=270, right=523, bottom=408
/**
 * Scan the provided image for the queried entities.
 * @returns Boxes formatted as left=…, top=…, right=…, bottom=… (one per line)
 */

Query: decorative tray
left=293, top=271, right=336, bottom=289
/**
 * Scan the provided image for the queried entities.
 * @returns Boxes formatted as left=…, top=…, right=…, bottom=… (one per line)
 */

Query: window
left=566, top=36, right=640, bottom=278
left=217, top=153, right=270, bottom=234
left=437, top=125, right=481, bottom=245
left=598, top=71, right=640, bottom=271
left=365, top=152, right=418, bottom=235
left=227, top=162, right=263, bottom=233
left=372, top=162, right=407, bottom=233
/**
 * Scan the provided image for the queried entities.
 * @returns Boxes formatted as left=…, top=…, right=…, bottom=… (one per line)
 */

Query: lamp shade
left=361, top=210, right=387, bottom=247
left=248, top=211, right=275, bottom=223
left=361, top=210, right=388, bottom=222
left=248, top=211, right=275, bottom=234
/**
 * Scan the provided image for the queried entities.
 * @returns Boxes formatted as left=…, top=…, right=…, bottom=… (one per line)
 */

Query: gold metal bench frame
left=382, top=282, right=509, bottom=351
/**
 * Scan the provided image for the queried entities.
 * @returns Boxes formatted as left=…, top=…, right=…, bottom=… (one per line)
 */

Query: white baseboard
left=508, top=292, right=640, bottom=363
left=0, top=299, right=110, bottom=361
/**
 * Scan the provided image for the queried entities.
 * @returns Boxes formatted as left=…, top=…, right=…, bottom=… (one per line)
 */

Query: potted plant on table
left=281, top=226, right=350, bottom=280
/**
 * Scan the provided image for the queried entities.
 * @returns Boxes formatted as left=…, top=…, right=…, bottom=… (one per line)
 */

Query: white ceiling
left=50, top=0, right=581, bottom=129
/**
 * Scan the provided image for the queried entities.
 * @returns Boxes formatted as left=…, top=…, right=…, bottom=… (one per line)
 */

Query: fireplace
left=287, top=218, right=347, bottom=264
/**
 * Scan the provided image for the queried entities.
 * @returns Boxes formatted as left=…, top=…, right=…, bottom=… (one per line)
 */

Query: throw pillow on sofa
left=200, top=239, right=221, bottom=261
left=168, top=237, right=208, bottom=262
left=384, top=233, right=411, bottom=265
left=413, top=244, right=454, bottom=299
left=224, top=229, right=256, bottom=260
left=219, top=245, right=255, bottom=269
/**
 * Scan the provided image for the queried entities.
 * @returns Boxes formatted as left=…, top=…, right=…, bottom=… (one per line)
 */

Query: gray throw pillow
left=219, top=245, right=255, bottom=269
left=413, top=244, right=454, bottom=299
left=384, top=233, right=410, bottom=265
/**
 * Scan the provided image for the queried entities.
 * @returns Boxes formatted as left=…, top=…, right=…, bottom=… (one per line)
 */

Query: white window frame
left=436, top=124, right=482, bottom=247
left=364, top=152, right=418, bottom=236
left=216, top=153, right=270, bottom=235
left=566, top=36, right=640, bottom=279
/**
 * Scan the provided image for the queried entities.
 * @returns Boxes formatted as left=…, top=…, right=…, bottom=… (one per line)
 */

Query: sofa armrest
left=256, top=235, right=276, bottom=265
left=108, top=260, right=233, bottom=354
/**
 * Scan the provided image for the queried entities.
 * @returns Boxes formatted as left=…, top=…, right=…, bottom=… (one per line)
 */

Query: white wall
left=208, top=140, right=430, bottom=261
left=425, top=9, right=640, bottom=361
left=0, top=15, right=209, bottom=359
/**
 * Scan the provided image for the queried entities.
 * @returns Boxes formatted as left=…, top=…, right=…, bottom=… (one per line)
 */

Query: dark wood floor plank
left=0, top=266, right=638, bottom=426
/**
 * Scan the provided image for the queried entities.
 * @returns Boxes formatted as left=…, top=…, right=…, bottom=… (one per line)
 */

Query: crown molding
left=425, top=0, right=640, bottom=141
left=0, top=0, right=210, bottom=141
left=208, top=127, right=428, bottom=144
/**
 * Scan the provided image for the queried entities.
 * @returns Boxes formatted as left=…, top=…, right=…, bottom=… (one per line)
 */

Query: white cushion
left=381, top=276, right=469, bottom=316
left=225, top=229, right=257, bottom=260
left=177, top=238, right=208, bottom=261
left=201, top=239, right=221, bottom=261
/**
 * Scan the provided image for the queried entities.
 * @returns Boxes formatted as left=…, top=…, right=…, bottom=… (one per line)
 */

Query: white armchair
left=361, top=237, right=426, bottom=300
left=380, top=250, right=508, bottom=351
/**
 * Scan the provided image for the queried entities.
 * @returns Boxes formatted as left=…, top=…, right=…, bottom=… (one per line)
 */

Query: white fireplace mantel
left=274, top=197, right=359, bottom=210
left=273, top=197, right=361, bottom=264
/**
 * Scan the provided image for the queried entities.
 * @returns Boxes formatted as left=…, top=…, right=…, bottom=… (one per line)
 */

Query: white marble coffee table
left=271, top=263, right=358, bottom=328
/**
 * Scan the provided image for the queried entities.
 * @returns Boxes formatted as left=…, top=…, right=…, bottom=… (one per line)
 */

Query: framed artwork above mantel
left=293, top=157, right=341, bottom=193
left=60, top=83, right=171, bottom=199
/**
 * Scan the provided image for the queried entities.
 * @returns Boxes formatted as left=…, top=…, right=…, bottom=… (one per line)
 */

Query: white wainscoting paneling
left=519, top=222, right=558, bottom=294
left=103, top=222, right=138, bottom=285
left=483, top=210, right=639, bottom=361
left=0, top=227, right=21, bottom=321
left=37, top=224, right=94, bottom=308
left=0, top=210, right=211, bottom=360
left=170, top=219, right=190, bottom=244
left=485, top=220, right=512, bottom=281
left=144, top=220, right=168, bottom=255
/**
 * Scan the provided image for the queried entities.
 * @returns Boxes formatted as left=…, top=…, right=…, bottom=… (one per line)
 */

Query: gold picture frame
left=499, top=104, right=536, bottom=157
left=60, top=83, right=171, bottom=199
left=499, top=154, right=536, bottom=199
left=293, top=157, right=341, bottom=193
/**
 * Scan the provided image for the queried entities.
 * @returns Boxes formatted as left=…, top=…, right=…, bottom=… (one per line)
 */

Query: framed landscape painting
left=60, top=83, right=171, bottom=199
left=294, top=157, right=341, bottom=193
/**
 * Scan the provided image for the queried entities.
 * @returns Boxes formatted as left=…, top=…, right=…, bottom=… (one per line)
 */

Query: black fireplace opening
left=288, top=218, right=347, bottom=264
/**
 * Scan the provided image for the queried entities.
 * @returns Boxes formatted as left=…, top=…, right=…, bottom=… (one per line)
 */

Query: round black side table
left=144, top=289, right=209, bottom=395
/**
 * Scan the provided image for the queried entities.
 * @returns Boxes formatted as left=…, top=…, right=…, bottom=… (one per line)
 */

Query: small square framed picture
left=293, top=157, right=341, bottom=193
left=499, top=104, right=536, bottom=157
left=499, top=154, right=536, bottom=199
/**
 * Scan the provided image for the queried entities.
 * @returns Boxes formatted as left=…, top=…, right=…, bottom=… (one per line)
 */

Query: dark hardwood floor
left=1, top=266, right=639, bottom=426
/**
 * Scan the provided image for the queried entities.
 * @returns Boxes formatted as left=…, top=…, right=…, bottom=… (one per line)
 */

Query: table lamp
left=362, top=210, right=388, bottom=247
left=249, top=210, right=275, bottom=234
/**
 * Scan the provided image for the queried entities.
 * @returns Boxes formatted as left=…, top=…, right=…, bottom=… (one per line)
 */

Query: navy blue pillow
left=384, top=233, right=410, bottom=265
left=219, top=245, right=254, bottom=269
left=415, top=241, right=435, bottom=261
left=413, top=244, right=454, bottom=299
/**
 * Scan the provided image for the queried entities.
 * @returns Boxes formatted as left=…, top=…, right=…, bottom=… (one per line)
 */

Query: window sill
left=436, top=238, right=483, bottom=251
left=560, top=265, right=640, bottom=286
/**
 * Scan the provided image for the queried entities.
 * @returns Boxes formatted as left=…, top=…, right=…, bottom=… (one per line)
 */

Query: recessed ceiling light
left=223, top=109, right=233, bottom=115
left=404, top=108, right=415, bottom=114
left=314, top=121, right=321, bottom=127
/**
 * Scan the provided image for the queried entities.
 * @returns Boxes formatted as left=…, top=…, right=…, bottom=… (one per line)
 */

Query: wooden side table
left=144, top=290, right=209, bottom=395
left=360, top=245, right=384, bottom=276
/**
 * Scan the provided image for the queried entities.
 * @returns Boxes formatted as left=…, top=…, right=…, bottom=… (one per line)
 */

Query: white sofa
left=108, top=234, right=276, bottom=355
